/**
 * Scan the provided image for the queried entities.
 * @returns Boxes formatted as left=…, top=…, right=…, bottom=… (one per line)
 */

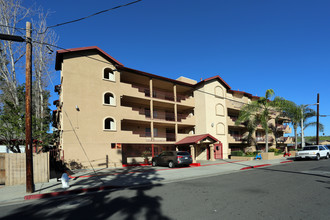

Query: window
left=103, top=68, right=115, bottom=81
left=104, top=92, right=115, bottom=105
left=104, top=118, right=116, bottom=130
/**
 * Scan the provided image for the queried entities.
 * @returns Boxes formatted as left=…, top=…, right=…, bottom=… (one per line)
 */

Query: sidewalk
left=0, top=157, right=293, bottom=204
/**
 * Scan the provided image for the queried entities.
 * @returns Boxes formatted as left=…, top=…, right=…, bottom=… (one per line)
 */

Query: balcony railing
left=166, top=133, right=176, bottom=141
left=256, top=137, right=274, bottom=142
left=231, top=135, right=243, bottom=141
left=153, top=111, right=175, bottom=121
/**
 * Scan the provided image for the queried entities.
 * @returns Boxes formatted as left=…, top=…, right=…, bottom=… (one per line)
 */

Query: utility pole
left=25, top=21, right=34, bottom=193
left=0, top=22, right=34, bottom=193
left=316, top=93, right=320, bottom=145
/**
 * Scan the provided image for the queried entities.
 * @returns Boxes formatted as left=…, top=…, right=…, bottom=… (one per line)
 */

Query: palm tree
left=281, top=101, right=301, bottom=150
left=236, top=89, right=284, bottom=152
left=282, top=102, right=324, bottom=150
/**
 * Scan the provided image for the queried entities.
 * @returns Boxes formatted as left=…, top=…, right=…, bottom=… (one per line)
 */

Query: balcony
left=120, top=82, right=150, bottom=99
left=276, top=124, right=292, bottom=134
left=276, top=137, right=293, bottom=144
left=256, top=136, right=274, bottom=143
left=226, top=99, right=245, bottom=110
left=177, top=94, right=195, bottom=107
left=54, top=84, right=61, bottom=94
left=228, top=134, right=244, bottom=143
left=118, top=106, right=150, bottom=121
left=227, top=115, right=245, bottom=127
left=153, top=111, right=176, bottom=122
left=177, top=113, right=195, bottom=125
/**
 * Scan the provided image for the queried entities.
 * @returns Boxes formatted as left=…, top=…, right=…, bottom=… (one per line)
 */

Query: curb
left=280, top=160, right=293, bottom=164
left=240, top=164, right=272, bottom=170
left=24, top=185, right=122, bottom=200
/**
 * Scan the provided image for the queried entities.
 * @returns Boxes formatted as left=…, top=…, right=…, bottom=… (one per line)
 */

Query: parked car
left=295, top=145, right=330, bottom=160
left=152, top=151, right=192, bottom=168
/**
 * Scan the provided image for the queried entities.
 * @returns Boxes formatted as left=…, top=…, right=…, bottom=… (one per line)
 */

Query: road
left=1, top=159, right=330, bottom=220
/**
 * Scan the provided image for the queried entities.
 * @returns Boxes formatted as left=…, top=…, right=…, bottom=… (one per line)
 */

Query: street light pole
left=301, top=108, right=305, bottom=148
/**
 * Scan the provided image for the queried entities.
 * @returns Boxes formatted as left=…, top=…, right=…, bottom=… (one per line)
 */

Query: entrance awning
left=175, top=134, right=218, bottom=145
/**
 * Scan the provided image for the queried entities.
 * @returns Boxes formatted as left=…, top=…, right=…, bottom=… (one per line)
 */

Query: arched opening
left=104, top=92, right=115, bottom=105
left=103, top=68, right=115, bottom=81
left=104, top=118, right=116, bottom=130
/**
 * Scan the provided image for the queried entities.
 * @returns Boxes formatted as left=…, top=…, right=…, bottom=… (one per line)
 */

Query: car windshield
left=177, top=152, right=190, bottom=155
left=303, top=146, right=318, bottom=151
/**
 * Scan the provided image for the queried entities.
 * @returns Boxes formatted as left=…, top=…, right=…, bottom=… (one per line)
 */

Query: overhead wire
left=37, top=0, right=143, bottom=34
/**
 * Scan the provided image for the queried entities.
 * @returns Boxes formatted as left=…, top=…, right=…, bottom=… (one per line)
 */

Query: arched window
left=104, top=92, right=115, bottom=105
left=103, top=68, right=115, bottom=81
left=216, top=123, right=225, bottom=135
left=104, top=118, right=116, bottom=130
left=215, top=104, right=224, bottom=116
left=215, top=86, right=224, bottom=97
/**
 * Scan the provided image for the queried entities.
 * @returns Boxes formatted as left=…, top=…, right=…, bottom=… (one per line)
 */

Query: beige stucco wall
left=58, top=51, right=196, bottom=168
left=194, top=80, right=229, bottom=159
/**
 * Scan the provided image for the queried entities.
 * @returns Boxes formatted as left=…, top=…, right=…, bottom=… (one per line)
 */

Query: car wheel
left=326, top=154, right=329, bottom=159
left=152, top=160, right=157, bottom=167
left=316, top=154, right=320, bottom=161
left=168, top=161, right=175, bottom=168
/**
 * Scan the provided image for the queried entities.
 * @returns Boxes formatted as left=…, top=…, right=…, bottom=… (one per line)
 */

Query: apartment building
left=53, top=46, right=291, bottom=168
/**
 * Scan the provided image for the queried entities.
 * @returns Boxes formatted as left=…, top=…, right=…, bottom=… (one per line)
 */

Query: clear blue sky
left=25, top=0, right=330, bottom=137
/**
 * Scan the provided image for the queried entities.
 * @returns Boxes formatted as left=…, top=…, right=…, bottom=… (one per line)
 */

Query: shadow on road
left=3, top=166, right=171, bottom=220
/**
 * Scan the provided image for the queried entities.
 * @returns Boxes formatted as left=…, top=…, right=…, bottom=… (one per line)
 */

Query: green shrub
left=275, top=149, right=282, bottom=154
left=245, top=151, right=254, bottom=156
left=231, top=151, right=244, bottom=156
left=268, top=148, right=276, bottom=152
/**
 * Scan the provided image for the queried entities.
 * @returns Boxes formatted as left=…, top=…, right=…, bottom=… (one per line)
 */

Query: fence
left=0, top=154, right=5, bottom=184
left=0, top=153, right=49, bottom=186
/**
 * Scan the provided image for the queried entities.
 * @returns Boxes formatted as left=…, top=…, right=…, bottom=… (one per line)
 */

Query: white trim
left=103, top=91, right=116, bottom=106
left=103, top=117, right=116, bottom=131
left=102, top=67, right=115, bottom=82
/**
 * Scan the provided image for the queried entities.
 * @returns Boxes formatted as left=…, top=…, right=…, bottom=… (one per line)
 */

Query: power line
left=38, top=0, right=143, bottom=34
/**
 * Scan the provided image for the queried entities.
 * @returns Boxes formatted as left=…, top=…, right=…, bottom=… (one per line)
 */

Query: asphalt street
left=1, top=159, right=330, bottom=220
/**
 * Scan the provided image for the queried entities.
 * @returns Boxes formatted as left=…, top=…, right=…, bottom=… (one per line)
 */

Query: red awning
left=175, top=134, right=218, bottom=145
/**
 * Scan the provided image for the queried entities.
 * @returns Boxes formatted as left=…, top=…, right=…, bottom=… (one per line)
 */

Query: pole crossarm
left=0, top=33, right=25, bottom=42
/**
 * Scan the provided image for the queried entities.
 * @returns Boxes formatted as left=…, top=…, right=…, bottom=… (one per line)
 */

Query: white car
left=295, top=145, right=330, bottom=160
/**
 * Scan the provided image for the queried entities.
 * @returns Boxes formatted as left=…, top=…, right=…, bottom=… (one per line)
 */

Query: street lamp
left=301, top=103, right=319, bottom=148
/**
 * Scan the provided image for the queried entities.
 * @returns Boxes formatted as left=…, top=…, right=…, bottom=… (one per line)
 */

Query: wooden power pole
left=316, top=93, right=320, bottom=145
left=25, top=21, right=34, bottom=193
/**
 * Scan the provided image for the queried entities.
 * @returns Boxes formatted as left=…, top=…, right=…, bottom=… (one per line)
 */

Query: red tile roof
left=175, top=134, right=219, bottom=145
left=195, top=75, right=231, bottom=90
left=55, top=46, right=124, bottom=70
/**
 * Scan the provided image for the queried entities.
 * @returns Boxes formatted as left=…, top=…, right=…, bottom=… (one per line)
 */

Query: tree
left=32, top=9, right=58, bottom=134
left=0, top=0, right=30, bottom=106
left=281, top=100, right=301, bottom=150
left=299, top=105, right=324, bottom=134
left=0, top=0, right=57, bottom=152
left=236, top=89, right=284, bottom=152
